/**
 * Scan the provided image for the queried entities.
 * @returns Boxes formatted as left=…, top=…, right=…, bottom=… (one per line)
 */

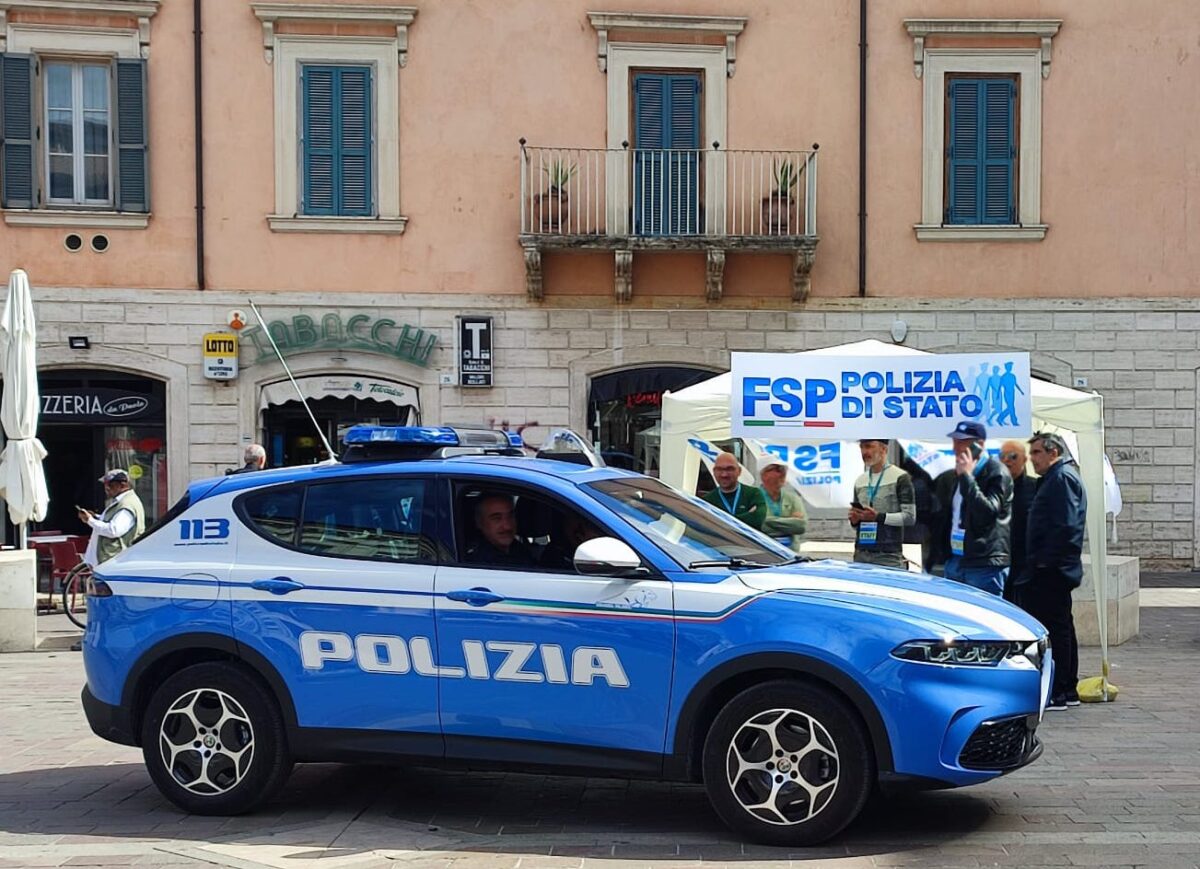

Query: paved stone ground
left=1, top=605, right=1197, bottom=869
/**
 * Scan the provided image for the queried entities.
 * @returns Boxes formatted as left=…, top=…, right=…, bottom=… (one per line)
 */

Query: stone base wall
left=28, top=289, right=1200, bottom=569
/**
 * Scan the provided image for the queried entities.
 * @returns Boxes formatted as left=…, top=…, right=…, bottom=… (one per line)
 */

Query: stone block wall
left=30, top=289, right=1200, bottom=568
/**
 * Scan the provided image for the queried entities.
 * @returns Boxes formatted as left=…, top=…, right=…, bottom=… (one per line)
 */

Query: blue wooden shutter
left=1, top=54, right=36, bottom=209
left=337, top=66, right=371, bottom=216
left=302, top=65, right=372, bottom=217
left=302, top=66, right=335, bottom=215
left=982, top=79, right=1016, bottom=223
left=632, top=73, right=666, bottom=234
left=115, top=58, right=149, bottom=213
left=947, top=78, right=1015, bottom=225
left=632, top=72, right=700, bottom=235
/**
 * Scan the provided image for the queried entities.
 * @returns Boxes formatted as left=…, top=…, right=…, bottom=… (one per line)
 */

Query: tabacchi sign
left=731, top=352, right=1032, bottom=441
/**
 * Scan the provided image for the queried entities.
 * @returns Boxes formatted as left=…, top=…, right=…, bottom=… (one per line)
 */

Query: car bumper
left=81, top=684, right=138, bottom=746
left=871, top=647, right=1049, bottom=787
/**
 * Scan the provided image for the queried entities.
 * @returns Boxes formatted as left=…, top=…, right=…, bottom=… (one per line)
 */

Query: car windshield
left=585, top=477, right=796, bottom=569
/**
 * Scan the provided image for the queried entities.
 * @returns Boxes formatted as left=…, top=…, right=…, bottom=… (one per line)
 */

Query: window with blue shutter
left=301, top=64, right=373, bottom=217
left=1, top=53, right=148, bottom=212
left=632, top=71, right=701, bottom=235
left=946, top=77, right=1016, bottom=225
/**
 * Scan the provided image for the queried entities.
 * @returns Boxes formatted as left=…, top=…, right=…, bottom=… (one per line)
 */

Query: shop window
left=297, top=478, right=433, bottom=563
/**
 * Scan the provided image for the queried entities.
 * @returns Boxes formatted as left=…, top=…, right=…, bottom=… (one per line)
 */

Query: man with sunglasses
left=1025, top=432, right=1087, bottom=711
left=999, top=440, right=1036, bottom=603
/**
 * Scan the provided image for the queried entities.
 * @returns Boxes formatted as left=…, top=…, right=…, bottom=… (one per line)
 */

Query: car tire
left=140, top=662, right=293, bottom=815
left=701, top=679, right=874, bottom=847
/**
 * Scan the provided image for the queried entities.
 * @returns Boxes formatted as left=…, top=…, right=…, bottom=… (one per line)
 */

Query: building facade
left=1, top=0, right=1198, bottom=566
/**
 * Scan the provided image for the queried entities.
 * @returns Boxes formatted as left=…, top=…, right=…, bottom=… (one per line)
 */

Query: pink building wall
left=3, top=0, right=1198, bottom=300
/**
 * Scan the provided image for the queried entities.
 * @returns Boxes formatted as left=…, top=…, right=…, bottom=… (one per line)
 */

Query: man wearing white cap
left=77, top=469, right=146, bottom=570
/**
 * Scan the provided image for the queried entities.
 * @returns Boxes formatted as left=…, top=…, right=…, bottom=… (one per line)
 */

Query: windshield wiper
left=688, top=557, right=775, bottom=570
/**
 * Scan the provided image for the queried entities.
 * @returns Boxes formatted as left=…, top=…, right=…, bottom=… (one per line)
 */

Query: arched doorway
left=587, top=366, right=713, bottom=475
left=259, top=374, right=420, bottom=466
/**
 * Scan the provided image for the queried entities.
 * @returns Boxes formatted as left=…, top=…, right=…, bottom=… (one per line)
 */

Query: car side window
left=241, top=487, right=302, bottom=545
left=454, top=483, right=607, bottom=573
left=297, top=478, right=434, bottom=563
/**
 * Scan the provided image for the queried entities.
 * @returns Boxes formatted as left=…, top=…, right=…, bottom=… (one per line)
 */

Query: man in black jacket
left=941, top=421, right=1012, bottom=595
left=1000, top=439, right=1037, bottom=603
left=1023, top=432, right=1087, bottom=711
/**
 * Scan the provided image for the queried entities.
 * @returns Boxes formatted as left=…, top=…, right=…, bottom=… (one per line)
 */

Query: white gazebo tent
left=660, top=339, right=1111, bottom=682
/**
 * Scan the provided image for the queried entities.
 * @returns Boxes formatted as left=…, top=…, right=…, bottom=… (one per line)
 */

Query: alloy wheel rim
left=725, top=707, right=840, bottom=826
left=158, top=688, right=255, bottom=796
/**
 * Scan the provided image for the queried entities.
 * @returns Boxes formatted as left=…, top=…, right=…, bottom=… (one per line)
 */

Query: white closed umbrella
left=0, top=269, right=48, bottom=547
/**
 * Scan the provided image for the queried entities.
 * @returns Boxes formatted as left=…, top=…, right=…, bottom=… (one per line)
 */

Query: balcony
left=518, top=143, right=820, bottom=303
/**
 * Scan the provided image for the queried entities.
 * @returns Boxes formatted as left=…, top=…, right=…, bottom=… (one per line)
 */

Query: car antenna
left=247, top=298, right=338, bottom=462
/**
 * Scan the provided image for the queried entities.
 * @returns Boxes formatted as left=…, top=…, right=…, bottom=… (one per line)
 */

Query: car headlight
left=891, top=639, right=1026, bottom=667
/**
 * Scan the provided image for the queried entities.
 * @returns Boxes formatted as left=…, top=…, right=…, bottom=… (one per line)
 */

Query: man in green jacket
left=759, top=459, right=808, bottom=551
left=703, top=451, right=767, bottom=531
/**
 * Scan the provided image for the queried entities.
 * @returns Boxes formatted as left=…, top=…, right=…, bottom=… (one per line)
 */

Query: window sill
left=914, top=224, right=1047, bottom=242
left=267, top=215, right=408, bottom=234
left=4, top=209, right=149, bottom=229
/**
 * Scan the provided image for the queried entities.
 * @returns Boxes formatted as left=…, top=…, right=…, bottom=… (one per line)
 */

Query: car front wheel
left=701, top=679, right=874, bottom=846
left=140, top=662, right=293, bottom=815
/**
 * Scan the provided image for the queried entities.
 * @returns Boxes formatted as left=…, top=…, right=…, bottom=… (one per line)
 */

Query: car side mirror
left=573, top=537, right=645, bottom=577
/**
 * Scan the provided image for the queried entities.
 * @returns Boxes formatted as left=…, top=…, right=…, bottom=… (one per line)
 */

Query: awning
left=259, top=375, right=420, bottom=413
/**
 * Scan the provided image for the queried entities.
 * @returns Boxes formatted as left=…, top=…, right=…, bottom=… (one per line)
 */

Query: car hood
left=738, top=559, right=1044, bottom=642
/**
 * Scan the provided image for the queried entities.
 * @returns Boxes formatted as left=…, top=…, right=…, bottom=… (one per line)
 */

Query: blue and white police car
left=81, top=425, right=1050, bottom=846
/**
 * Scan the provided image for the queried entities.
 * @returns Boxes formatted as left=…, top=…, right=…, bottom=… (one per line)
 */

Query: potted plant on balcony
left=761, top=159, right=800, bottom=234
left=536, top=158, right=577, bottom=231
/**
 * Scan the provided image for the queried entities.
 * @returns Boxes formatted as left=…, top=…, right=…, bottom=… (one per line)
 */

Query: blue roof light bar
left=342, top=425, right=460, bottom=446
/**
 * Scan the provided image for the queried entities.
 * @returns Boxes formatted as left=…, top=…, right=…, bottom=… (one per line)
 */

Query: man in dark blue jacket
left=1023, top=432, right=1087, bottom=711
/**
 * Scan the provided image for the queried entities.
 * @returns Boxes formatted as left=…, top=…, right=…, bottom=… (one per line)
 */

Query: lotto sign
left=731, top=352, right=1032, bottom=441
left=202, top=332, right=239, bottom=381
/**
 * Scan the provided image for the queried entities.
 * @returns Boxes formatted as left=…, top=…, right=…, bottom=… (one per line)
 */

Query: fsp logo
left=300, top=631, right=630, bottom=688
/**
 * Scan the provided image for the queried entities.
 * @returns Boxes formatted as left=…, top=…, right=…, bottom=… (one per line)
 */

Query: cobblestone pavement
left=1, top=605, right=1197, bottom=869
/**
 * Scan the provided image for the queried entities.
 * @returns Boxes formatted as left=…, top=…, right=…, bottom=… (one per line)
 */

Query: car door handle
left=446, top=587, right=506, bottom=607
left=251, top=577, right=304, bottom=595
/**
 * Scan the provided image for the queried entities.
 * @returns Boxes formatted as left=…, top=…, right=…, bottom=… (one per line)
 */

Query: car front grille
left=959, top=714, right=1039, bottom=771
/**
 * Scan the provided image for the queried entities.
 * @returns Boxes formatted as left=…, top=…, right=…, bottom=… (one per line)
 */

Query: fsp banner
left=731, top=352, right=1032, bottom=441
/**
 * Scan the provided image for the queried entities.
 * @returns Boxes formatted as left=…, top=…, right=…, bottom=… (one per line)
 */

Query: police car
left=80, top=425, right=1050, bottom=847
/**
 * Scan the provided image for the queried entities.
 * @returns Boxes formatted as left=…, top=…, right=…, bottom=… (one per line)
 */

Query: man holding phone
left=848, top=439, right=916, bottom=570
left=941, top=421, right=1012, bottom=596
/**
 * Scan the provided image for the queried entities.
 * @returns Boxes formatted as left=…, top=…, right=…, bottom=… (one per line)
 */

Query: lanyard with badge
left=718, top=485, right=741, bottom=516
left=857, top=466, right=884, bottom=546
left=951, top=453, right=987, bottom=556
left=766, top=491, right=792, bottom=547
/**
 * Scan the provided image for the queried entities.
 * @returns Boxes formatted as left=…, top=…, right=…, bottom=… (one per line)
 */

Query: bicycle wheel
left=62, top=563, right=93, bottom=630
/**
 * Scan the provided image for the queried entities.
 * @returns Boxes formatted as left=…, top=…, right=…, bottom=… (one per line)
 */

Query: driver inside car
left=465, top=493, right=537, bottom=568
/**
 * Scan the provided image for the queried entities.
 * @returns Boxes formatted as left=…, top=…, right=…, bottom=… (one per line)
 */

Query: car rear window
left=297, top=478, right=432, bottom=563
left=241, top=487, right=302, bottom=545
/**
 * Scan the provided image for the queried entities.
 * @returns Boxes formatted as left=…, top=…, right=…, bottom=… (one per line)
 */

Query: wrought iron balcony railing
left=518, top=142, right=819, bottom=302
left=519, top=143, right=817, bottom=239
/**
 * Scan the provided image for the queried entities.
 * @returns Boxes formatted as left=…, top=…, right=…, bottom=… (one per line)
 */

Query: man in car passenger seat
left=465, top=493, right=536, bottom=567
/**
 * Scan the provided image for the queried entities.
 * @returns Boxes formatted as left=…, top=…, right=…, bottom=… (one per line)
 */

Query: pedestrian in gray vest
left=77, top=469, right=146, bottom=569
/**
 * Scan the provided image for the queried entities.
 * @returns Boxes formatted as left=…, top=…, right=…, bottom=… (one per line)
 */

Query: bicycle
left=61, top=562, right=93, bottom=630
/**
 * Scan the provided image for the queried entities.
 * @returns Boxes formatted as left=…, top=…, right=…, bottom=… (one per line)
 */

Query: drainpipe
left=193, top=0, right=207, bottom=290
left=858, top=0, right=867, bottom=297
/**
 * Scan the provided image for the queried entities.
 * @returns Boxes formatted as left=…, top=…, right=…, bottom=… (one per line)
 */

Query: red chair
left=70, top=535, right=88, bottom=556
left=48, top=541, right=81, bottom=594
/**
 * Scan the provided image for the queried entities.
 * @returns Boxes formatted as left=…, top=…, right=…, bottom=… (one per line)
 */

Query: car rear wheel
left=140, top=662, right=293, bottom=815
left=701, top=680, right=874, bottom=846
